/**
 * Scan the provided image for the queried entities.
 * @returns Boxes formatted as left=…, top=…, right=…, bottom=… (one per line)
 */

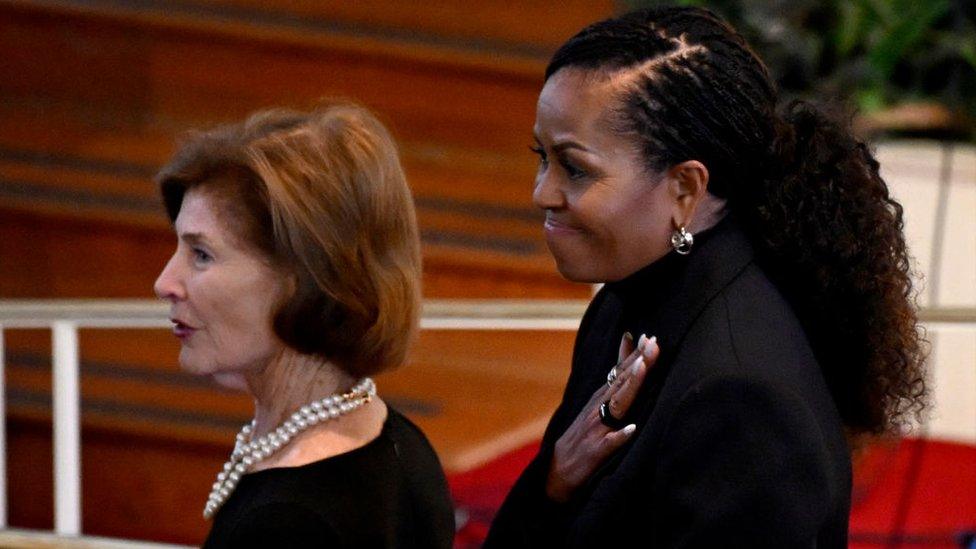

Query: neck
left=688, top=192, right=728, bottom=235
left=245, top=348, right=356, bottom=438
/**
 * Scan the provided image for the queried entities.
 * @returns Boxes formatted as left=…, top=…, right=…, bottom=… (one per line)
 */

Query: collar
left=574, top=215, right=758, bottom=493
left=604, top=215, right=755, bottom=364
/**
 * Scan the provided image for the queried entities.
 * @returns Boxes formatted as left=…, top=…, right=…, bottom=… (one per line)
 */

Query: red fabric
left=849, top=438, right=976, bottom=548
left=449, top=438, right=976, bottom=548
left=449, top=442, right=540, bottom=548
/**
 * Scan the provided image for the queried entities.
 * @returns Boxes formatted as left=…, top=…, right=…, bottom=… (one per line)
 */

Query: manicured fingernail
left=624, top=331, right=633, bottom=342
left=637, top=334, right=648, bottom=351
left=641, top=336, right=657, bottom=359
left=623, top=424, right=637, bottom=435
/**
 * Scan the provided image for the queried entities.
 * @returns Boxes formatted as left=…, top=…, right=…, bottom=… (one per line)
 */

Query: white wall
left=877, top=140, right=976, bottom=444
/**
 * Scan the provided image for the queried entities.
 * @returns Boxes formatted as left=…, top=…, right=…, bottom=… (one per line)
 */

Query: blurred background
left=0, top=1, right=973, bottom=547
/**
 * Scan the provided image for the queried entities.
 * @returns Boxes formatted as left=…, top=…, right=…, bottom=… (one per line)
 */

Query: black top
left=486, top=217, right=852, bottom=548
left=202, top=408, right=454, bottom=548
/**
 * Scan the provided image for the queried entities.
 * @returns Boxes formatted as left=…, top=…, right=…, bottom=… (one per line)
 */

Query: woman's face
left=154, top=189, right=289, bottom=390
left=533, top=68, right=676, bottom=283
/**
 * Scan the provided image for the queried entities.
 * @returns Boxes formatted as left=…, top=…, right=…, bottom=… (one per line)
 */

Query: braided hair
left=547, top=7, right=926, bottom=439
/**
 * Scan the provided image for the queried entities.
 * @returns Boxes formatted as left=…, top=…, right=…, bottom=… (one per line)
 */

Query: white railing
left=0, top=298, right=972, bottom=543
left=0, top=298, right=586, bottom=539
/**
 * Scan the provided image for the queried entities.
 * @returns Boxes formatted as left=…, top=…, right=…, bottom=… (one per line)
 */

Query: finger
left=608, top=336, right=656, bottom=418
left=610, top=333, right=649, bottom=389
left=599, top=423, right=637, bottom=455
left=617, top=331, right=634, bottom=364
left=604, top=332, right=634, bottom=390
left=592, top=333, right=652, bottom=412
left=639, top=334, right=660, bottom=367
left=607, top=332, right=639, bottom=389
left=585, top=380, right=611, bottom=409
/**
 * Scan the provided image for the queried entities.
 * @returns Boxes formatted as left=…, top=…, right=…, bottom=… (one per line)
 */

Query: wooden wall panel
left=0, top=1, right=598, bottom=300
left=198, top=0, right=614, bottom=51
left=0, top=211, right=172, bottom=298
left=9, top=417, right=222, bottom=544
left=0, top=3, right=554, bottom=155
left=0, top=1, right=607, bottom=542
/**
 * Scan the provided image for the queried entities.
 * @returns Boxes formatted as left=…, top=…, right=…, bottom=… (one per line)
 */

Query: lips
left=170, top=318, right=197, bottom=340
left=543, top=216, right=583, bottom=235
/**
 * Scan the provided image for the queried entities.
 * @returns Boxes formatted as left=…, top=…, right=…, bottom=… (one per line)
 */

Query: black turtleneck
left=487, top=217, right=851, bottom=548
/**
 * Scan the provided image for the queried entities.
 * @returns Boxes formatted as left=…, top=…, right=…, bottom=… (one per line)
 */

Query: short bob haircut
left=157, top=102, right=422, bottom=377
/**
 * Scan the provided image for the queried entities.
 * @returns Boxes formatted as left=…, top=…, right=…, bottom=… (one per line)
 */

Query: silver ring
left=606, top=366, right=618, bottom=388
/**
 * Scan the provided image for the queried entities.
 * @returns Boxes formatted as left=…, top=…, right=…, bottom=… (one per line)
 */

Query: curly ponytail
left=752, top=102, right=926, bottom=435
left=547, top=6, right=927, bottom=437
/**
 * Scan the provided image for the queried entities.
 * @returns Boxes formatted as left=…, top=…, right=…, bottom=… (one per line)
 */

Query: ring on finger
left=606, top=365, right=619, bottom=388
left=599, top=399, right=628, bottom=430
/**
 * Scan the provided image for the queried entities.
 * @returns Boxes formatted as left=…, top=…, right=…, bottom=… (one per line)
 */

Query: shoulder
left=679, top=263, right=821, bottom=387
left=382, top=408, right=456, bottom=547
left=662, top=371, right=824, bottom=441
left=383, top=407, right=443, bottom=465
left=655, top=263, right=849, bottom=460
left=721, top=264, right=813, bottom=358
left=633, top=373, right=849, bottom=545
left=209, top=501, right=339, bottom=547
left=649, top=371, right=847, bottom=503
left=344, top=407, right=448, bottom=496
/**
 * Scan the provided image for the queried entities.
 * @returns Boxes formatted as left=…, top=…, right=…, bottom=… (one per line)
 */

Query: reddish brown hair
left=157, top=103, right=422, bottom=376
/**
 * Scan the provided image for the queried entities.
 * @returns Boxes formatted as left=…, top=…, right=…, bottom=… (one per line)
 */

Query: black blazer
left=485, top=217, right=851, bottom=548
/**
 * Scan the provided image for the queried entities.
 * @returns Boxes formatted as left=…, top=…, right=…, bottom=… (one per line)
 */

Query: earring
left=670, top=226, right=694, bottom=255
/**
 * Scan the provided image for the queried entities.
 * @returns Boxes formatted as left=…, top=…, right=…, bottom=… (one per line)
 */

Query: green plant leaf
left=867, top=0, right=951, bottom=78
left=928, top=30, right=976, bottom=69
left=836, top=1, right=868, bottom=57
left=857, top=87, right=887, bottom=112
left=863, top=0, right=895, bottom=27
left=960, top=37, right=976, bottom=70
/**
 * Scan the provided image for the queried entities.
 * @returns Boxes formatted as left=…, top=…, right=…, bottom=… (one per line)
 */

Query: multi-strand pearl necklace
left=204, top=377, right=377, bottom=519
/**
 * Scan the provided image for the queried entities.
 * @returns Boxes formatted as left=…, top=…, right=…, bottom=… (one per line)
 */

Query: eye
left=561, top=160, right=587, bottom=181
left=192, top=247, right=213, bottom=267
left=529, top=145, right=549, bottom=170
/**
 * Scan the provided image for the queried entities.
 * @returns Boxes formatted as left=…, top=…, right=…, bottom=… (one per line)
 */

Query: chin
left=178, top=350, right=208, bottom=376
left=553, top=258, right=603, bottom=284
left=179, top=352, right=250, bottom=392
left=548, top=247, right=592, bottom=283
left=210, top=372, right=250, bottom=392
left=178, top=346, right=223, bottom=376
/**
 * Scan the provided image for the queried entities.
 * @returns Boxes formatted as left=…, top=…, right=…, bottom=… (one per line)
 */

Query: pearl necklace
left=203, top=377, right=376, bottom=519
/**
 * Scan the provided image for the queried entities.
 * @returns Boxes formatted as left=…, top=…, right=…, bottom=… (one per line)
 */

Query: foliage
left=621, top=0, right=976, bottom=135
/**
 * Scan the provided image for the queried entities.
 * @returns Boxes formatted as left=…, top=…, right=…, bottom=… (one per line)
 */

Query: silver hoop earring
left=670, top=226, right=694, bottom=255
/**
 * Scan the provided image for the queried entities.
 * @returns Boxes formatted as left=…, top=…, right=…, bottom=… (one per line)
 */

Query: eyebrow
left=179, top=232, right=209, bottom=246
left=554, top=141, right=592, bottom=154
left=533, top=135, right=594, bottom=154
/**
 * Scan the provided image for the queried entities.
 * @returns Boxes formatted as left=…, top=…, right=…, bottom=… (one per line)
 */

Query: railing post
left=52, top=321, right=81, bottom=536
left=0, top=325, right=6, bottom=528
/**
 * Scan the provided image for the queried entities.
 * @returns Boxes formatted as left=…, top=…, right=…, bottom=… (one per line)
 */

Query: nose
left=154, top=253, right=185, bottom=302
left=532, top=171, right=565, bottom=212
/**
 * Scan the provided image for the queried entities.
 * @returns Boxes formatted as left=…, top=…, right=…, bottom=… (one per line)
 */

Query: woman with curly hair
left=485, top=6, right=926, bottom=548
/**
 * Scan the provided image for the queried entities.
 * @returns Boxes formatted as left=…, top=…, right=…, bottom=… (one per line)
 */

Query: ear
left=274, top=269, right=300, bottom=309
left=665, top=160, right=709, bottom=229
